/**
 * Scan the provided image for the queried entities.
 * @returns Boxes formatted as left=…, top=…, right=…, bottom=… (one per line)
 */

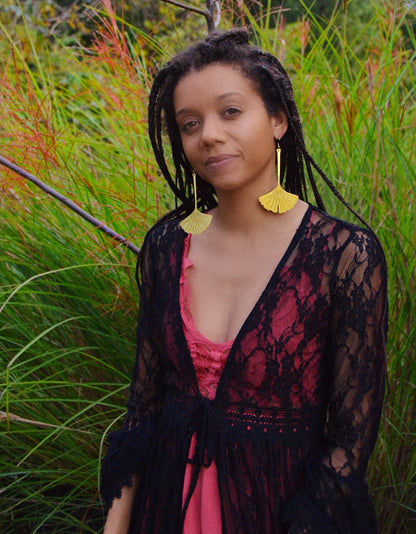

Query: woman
left=101, top=29, right=387, bottom=534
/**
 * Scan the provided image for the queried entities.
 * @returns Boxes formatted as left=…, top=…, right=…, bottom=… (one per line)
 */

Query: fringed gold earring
left=180, top=171, right=212, bottom=234
left=259, top=141, right=298, bottom=213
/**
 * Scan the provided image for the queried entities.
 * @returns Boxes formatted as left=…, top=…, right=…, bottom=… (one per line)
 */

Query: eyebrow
left=175, top=92, right=243, bottom=117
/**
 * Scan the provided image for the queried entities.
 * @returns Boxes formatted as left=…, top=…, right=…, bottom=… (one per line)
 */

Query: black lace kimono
left=101, top=204, right=387, bottom=534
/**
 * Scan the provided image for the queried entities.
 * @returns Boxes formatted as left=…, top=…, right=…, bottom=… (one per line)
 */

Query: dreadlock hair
left=148, top=27, right=364, bottom=227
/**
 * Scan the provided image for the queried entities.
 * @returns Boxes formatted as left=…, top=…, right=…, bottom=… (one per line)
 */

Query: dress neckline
left=177, top=203, right=314, bottom=401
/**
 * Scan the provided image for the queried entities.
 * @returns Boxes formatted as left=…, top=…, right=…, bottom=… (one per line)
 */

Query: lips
left=204, top=154, right=237, bottom=169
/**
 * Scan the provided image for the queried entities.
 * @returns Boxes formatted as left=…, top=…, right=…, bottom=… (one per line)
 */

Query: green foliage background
left=0, top=1, right=415, bottom=532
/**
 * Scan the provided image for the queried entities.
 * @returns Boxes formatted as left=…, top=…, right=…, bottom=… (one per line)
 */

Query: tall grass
left=0, top=5, right=168, bottom=532
left=0, top=0, right=415, bottom=532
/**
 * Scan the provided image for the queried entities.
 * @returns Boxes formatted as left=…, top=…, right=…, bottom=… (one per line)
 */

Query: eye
left=180, top=119, right=199, bottom=133
left=223, top=107, right=242, bottom=117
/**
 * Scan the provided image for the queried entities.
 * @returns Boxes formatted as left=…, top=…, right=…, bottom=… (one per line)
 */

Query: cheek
left=246, top=133, right=275, bottom=160
left=180, top=135, right=191, bottom=153
left=180, top=137, right=199, bottom=165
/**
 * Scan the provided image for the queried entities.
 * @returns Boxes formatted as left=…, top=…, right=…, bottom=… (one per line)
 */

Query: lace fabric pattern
left=100, top=205, right=388, bottom=534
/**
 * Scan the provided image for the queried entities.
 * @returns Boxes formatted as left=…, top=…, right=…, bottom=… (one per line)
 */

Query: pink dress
left=180, top=234, right=233, bottom=534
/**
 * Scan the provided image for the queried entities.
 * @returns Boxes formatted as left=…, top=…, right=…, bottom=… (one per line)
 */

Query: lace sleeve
left=100, top=230, right=166, bottom=508
left=284, top=229, right=388, bottom=533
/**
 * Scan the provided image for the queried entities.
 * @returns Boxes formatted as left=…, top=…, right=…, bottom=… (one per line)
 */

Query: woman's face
left=173, top=64, right=287, bottom=197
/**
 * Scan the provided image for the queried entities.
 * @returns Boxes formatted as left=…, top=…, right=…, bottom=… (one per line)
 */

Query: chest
left=157, top=235, right=333, bottom=408
left=186, top=239, right=294, bottom=344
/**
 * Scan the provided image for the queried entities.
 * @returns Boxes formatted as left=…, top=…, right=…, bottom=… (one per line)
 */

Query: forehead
left=173, top=64, right=261, bottom=110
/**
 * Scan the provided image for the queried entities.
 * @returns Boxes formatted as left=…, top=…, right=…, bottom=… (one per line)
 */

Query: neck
left=213, top=190, right=278, bottom=238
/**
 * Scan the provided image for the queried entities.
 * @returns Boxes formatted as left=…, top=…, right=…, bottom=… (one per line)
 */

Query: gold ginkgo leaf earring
left=259, top=141, right=298, bottom=214
left=180, top=171, right=212, bottom=234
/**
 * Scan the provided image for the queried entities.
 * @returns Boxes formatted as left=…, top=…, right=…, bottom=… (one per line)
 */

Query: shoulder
left=306, top=206, right=387, bottom=290
left=136, top=217, right=185, bottom=287
left=309, top=206, right=385, bottom=262
left=308, top=207, right=387, bottom=296
left=141, top=217, right=185, bottom=257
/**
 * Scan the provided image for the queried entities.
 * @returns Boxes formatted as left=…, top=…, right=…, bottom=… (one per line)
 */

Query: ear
left=272, top=111, right=288, bottom=140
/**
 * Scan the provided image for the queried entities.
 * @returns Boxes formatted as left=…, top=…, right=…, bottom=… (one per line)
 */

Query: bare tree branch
left=161, top=0, right=221, bottom=33
left=162, top=0, right=209, bottom=17
left=0, top=155, right=141, bottom=256
left=0, top=411, right=92, bottom=434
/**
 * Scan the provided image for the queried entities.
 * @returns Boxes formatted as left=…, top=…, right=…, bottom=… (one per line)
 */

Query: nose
left=200, top=116, right=225, bottom=146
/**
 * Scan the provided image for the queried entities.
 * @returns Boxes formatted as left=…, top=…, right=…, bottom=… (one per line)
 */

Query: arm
left=284, top=229, right=388, bottom=533
left=103, top=476, right=138, bottom=534
left=101, top=230, right=166, bottom=529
